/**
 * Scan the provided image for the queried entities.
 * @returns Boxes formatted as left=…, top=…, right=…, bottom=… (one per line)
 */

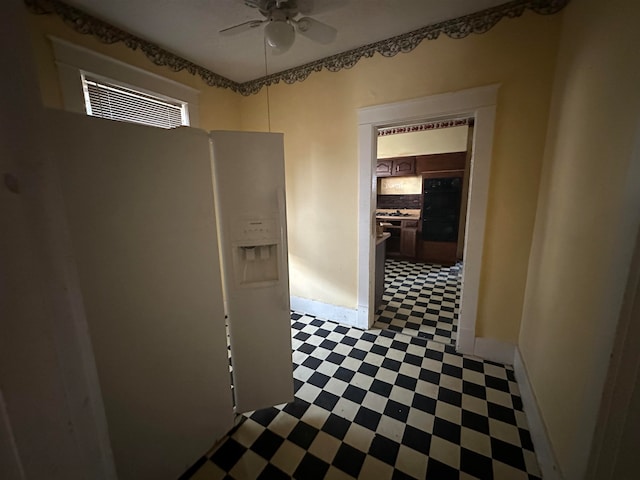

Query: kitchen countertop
left=376, top=214, right=420, bottom=221
left=375, top=208, right=421, bottom=221
left=376, top=232, right=391, bottom=246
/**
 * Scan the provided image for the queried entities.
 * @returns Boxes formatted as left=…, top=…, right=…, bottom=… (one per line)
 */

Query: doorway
left=373, top=125, right=472, bottom=346
left=356, top=85, right=499, bottom=356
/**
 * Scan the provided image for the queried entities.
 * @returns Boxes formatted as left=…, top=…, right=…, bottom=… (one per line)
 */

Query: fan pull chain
left=263, top=39, right=272, bottom=133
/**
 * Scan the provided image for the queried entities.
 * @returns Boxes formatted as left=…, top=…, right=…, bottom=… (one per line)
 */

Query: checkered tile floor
left=183, top=313, right=540, bottom=480
left=374, top=259, right=462, bottom=346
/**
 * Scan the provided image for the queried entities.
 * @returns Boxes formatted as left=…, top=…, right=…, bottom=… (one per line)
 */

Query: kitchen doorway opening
left=373, top=122, right=473, bottom=346
left=356, top=85, right=499, bottom=356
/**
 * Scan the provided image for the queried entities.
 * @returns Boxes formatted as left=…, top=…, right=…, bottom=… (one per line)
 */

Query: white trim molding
left=514, top=348, right=563, bottom=480
left=473, top=338, right=515, bottom=365
left=290, top=296, right=359, bottom=328
left=49, top=36, right=200, bottom=127
left=357, top=84, right=499, bottom=351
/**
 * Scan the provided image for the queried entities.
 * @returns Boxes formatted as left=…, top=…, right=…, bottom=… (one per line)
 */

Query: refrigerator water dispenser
left=231, top=218, right=280, bottom=287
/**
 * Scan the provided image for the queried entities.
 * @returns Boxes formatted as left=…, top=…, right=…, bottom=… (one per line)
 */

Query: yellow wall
left=24, top=6, right=640, bottom=474
left=519, top=0, right=640, bottom=477
left=26, top=6, right=564, bottom=344
left=377, top=125, right=468, bottom=158
left=27, top=13, right=241, bottom=131
left=241, top=11, right=562, bottom=342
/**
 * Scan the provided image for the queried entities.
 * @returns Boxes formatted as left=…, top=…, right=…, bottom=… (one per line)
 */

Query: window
left=82, top=74, right=188, bottom=129
left=50, top=36, right=200, bottom=127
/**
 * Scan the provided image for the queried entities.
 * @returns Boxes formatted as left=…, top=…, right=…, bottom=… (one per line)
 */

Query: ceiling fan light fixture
left=264, top=19, right=295, bottom=51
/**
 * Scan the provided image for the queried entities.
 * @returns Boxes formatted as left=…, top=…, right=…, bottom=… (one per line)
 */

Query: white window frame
left=81, top=72, right=189, bottom=128
left=49, top=36, right=200, bottom=128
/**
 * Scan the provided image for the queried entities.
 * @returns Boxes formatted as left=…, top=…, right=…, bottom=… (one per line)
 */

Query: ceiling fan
left=220, top=0, right=338, bottom=54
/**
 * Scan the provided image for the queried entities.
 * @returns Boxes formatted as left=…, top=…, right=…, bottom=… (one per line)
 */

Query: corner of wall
left=514, top=347, right=564, bottom=480
left=290, top=296, right=359, bottom=328
left=473, top=337, right=515, bottom=365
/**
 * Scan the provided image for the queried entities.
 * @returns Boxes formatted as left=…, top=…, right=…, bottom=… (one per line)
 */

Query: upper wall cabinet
left=376, top=159, right=393, bottom=177
left=377, top=157, right=416, bottom=177
left=415, top=152, right=466, bottom=173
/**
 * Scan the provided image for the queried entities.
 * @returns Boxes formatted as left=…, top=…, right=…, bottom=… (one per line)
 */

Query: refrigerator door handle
left=277, top=186, right=291, bottom=312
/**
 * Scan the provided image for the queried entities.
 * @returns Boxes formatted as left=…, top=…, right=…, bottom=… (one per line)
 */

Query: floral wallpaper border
left=25, top=0, right=569, bottom=96
left=378, top=118, right=474, bottom=137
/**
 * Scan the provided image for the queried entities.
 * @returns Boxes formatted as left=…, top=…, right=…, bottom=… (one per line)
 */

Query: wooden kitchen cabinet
left=376, top=157, right=416, bottom=177
left=417, top=241, right=457, bottom=266
left=384, top=219, right=417, bottom=259
left=376, top=158, right=394, bottom=177
left=392, top=157, right=416, bottom=176
left=415, top=152, right=466, bottom=174
left=400, top=224, right=417, bottom=257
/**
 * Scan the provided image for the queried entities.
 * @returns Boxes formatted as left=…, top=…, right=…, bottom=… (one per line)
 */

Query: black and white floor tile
left=184, top=313, right=540, bottom=480
left=374, top=259, right=462, bottom=346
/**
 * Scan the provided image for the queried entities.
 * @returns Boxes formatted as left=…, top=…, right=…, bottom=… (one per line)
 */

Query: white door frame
left=356, top=85, right=499, bottom=355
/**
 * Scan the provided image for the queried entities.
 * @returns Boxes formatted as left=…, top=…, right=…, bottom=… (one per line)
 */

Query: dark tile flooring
left=374, top=259, right=461, bottom=346
left=184, top=313, right=540, bottom=480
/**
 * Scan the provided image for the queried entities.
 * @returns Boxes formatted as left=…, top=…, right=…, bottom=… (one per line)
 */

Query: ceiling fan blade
left=294, top=17, right=337, bottom=44
left=219, top=19, right=265, bottom=36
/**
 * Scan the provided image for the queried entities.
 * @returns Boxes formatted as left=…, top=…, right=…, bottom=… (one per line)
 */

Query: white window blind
left=82, top=75, right=187, bottom=129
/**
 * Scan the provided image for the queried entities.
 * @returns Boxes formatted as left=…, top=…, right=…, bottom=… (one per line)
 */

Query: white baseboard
left=290, top=296, right=359, bottom=328
left=473, top=337, right=515, bottom=365
left=456, top=327, right=476, bottom=356
left=357, top=308, right=369, bottom=330
left=514, top=348, right=563, bottom=480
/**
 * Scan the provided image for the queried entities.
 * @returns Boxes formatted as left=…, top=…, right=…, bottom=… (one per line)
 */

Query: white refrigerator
left=43, top=109, right=294, bottom=479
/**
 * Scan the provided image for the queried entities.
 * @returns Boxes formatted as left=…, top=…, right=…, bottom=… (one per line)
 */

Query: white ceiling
left=62, top=0, right=508, bottom=83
